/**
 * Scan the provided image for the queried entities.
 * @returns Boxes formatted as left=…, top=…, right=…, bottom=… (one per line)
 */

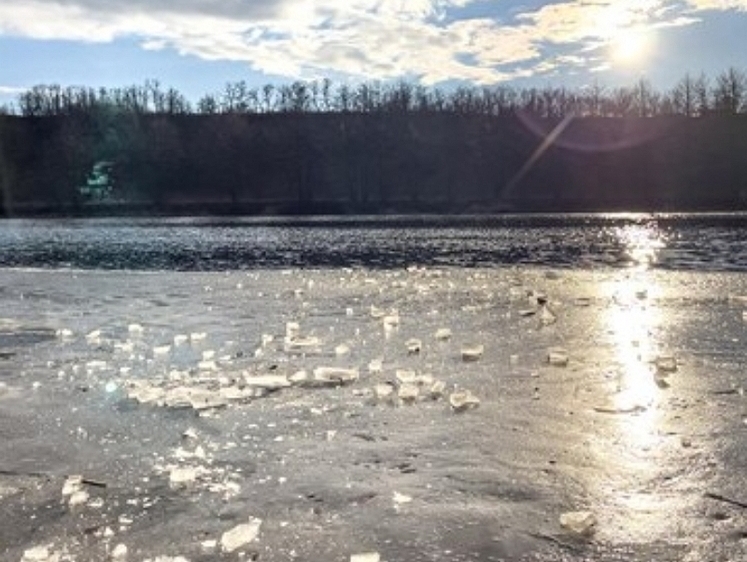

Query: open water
left=2, top=213, right=747, bottom=271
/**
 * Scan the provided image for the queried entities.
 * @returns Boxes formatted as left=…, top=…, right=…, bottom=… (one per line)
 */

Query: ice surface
left=3, top=266, right=747, bottom=562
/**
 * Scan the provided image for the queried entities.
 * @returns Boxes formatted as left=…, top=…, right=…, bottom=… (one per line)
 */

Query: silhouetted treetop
left=8, top=68, right=747, bottom=119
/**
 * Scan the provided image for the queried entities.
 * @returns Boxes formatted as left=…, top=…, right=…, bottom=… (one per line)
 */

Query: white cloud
left=685, top=0, right=747, bottom=9
left=0, top=86, right=27, bottom=94
left=0, top=0, right=731, bottom=85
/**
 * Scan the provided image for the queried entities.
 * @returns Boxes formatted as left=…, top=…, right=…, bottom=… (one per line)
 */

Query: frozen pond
left=2, top=216, right=747, bottom=561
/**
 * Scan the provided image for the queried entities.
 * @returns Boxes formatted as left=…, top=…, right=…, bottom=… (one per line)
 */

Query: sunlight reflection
left=596, top=222, right=673, bottom=539
left=607, top=223, right=666, bottom=442
left=615, top=222, right=666, bottom=270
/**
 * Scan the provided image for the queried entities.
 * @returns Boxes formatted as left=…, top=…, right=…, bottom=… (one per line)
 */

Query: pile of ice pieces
left=20, top=545, right=64, bottom=562
left=370, top=369, right=446, bottom=406
left=153, top=429, right=242, bottom=498
left=115, top=314, right=487, bottom=413
left=124, top=365, right=360, bottom=411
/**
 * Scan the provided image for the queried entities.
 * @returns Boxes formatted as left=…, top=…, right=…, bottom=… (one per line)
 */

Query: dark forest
left=1, top=69, right=746, bottom=215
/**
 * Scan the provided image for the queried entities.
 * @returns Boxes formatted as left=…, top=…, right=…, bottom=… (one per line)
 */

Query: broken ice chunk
left=368, top=359, right=383, bottom=373
left=559, top=510, right=597, bottom=537
left=21, top=545, right=59, bottom=562
left=434, top=328, right=452, bottom=341
left=284, top=336, right=322, bottom=354
left=398, top=384, right=420, bottom=404
left=286, top=322, right=300, bottom=340
left=429, top=380, right=446, bottom=400
left=382, top=311, right=400, bottom=328
left=351, top=554, right=380, bottom=562
left=374, top=383, right=395, bottom=403
left=547, top=347, right=569, bottom=367
left=62, top=475, right=83, bottom=496
left=461, top=344, right=484, bottom=362
left=190, top=332, right=207, bottom=342
left=307, top=367, right=359, bottom=387
left=393, top=491, right=412, bottom=504
left=169, top=466, right=201, bottom=489
left=56, top=328, right=74, bottom=339
left=197, top=360, right=218, bottom=371
left=654, top=354, right=677, bottom=373
left=395, top=370, right=417, bottom=385
left=86, top=329, right=102, bottom=345
left=289, top=370, right=309, bottom=385
left=449, top=390, right=480, bottom=412
left=335, top=344, right=351, bottom=356
left=69, top=489, right=89, bottom=506
left=111, top=543, right=128, bottom=562
left=369, top=305, right=386, bottom=319
left=182, top=428, right=198, bottom=441
left=153, top=345, right=171, bottom=355
left=405, top=338, right=422, bottom=354
left=221, top=518, right=262, bottom=553
left=173, top=334, right=188, bottom=345
left=128, top=323, right=144, bottom=334
left=242, top=374, right=291, bottom=390
left=539, top=305, right=556, bottom=326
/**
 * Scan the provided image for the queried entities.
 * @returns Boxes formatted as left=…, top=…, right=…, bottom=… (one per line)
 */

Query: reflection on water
left=615, top=222, right=668, bottom=270
left=598, top=223, right=677, bottom=540
left=611, top=223, right=665, bottom=420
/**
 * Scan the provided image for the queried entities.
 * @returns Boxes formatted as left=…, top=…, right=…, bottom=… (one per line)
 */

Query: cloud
left=0, top=86, right=27, bottom=95
left=0, top=0, right=728, bottom=85
left=685, top=0, right=747, bottom=9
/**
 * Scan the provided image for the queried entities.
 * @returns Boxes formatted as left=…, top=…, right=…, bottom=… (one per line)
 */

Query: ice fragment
left=559, top=511, right=597, bottom=536
left=221, top=518, right=262, bottom=552
left=21, top=545, right=60, bottom=562
left=449, top=390, right=480, bottom=412
left=429, top=380, right=446, bottom=400
left=368, top=359, right=383, bottom=373
left=655, top=354, right=678, bottom=373
left=310, top=367, right=359, bottom=386
left=398, top=384, right=420, bottom=403
left=111, top=543, right=128, bottom=561
left=351, top=553, right=380, bottom=562
left=406, top=338, right=422, bottom=354
left=539, top=305, right=556, bottom=326
left=434, top=328, right=452, bottom=340
left=547, top=348, right=569, bottom=367
left=374, top=383, right=395, bottom=403
left=461, top=344, right=484, bottom=362
left=243, top=374, right=291, bottom=390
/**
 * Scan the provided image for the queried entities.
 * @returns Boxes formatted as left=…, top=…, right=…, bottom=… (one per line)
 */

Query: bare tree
left=712, top=67, right=747, bottom=114
left=671, top=73, right=698, bottom=117
left=197, top=94, right=218, bottom=114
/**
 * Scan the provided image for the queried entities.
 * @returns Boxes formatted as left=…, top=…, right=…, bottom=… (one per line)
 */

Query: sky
left=1, top=0, right=747, bottom=107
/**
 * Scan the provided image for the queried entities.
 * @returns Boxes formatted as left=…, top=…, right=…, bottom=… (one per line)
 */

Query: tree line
left=3, top=67, right=747, bottom=119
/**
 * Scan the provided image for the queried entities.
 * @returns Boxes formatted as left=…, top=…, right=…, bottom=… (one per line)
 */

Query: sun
left=609, top=28, right=653, bottom=65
